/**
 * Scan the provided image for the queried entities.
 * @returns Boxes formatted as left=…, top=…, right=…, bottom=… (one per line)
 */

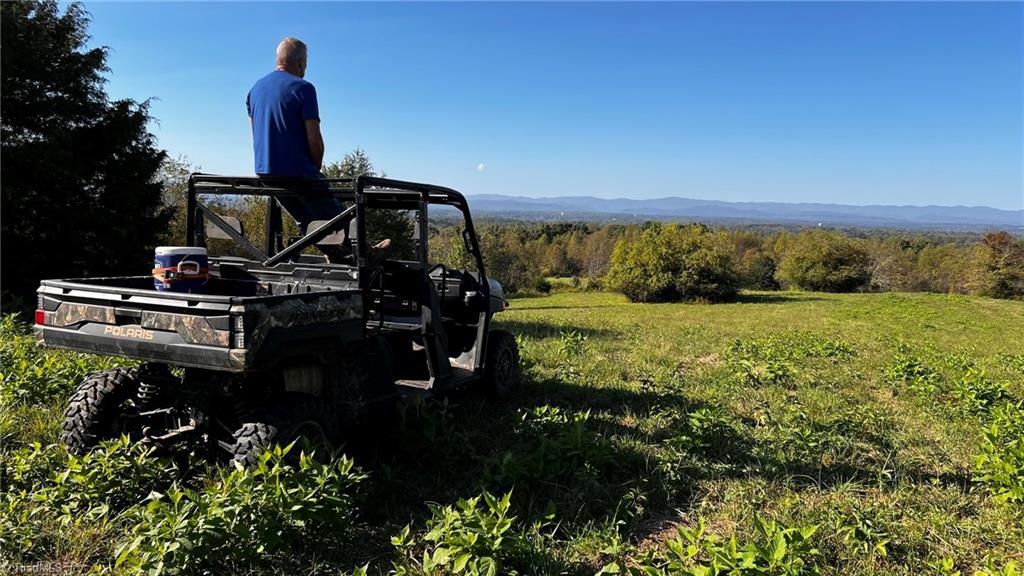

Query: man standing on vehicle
left=247, top=37, right=345, bottom=259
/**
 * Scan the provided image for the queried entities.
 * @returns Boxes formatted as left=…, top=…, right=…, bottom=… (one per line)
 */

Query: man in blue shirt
left=247, top=37, right=344, bottom=260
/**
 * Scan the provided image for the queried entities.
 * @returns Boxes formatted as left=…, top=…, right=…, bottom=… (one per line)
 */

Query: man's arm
left=305, top=118, right=324, bottom=170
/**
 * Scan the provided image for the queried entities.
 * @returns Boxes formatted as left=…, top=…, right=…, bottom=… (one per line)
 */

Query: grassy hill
left=2, top=291, right=1022, bottom=574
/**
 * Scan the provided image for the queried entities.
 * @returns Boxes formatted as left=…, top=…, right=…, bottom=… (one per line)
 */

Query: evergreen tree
left=1, top=1, right=168, bottom=307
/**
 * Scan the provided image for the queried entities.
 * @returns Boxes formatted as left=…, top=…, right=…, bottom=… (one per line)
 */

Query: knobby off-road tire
left=331, top=349, right=397, bottom=433
left=485, top=330, right=521, bottom=398
left=62, top=367, right=140, bottom=455
left=227, top=393, right=335, bottom=468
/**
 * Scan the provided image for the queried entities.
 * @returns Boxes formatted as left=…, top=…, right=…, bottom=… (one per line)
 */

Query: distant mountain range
left=466, top=194, right=1024, bottom=231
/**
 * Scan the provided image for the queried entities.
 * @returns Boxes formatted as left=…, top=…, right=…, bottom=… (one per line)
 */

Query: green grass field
left=2, top=291, right=1022, bottom=575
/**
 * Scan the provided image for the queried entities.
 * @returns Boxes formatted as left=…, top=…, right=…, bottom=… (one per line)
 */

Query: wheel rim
left=292, top=420, right=331, bottom=458
left=494, top=346, right=515, bottom=391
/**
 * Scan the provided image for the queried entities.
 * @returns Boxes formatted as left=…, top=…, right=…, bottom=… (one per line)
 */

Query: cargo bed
left=35, top=258, right=365, bottom=372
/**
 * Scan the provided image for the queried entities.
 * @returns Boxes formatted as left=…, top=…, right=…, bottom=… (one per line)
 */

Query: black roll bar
left=184, top=174, right=488, bottom=291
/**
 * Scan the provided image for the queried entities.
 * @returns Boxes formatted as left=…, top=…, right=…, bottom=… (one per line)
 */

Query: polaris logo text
left=103, top=325, right=155, bottom=340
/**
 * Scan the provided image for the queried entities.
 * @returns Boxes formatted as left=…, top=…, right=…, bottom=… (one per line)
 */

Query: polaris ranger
left=34, top=175, right=520, bottom=465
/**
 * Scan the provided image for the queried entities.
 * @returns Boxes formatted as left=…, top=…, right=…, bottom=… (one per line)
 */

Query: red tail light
left=35, top=309, right=47, bottom=325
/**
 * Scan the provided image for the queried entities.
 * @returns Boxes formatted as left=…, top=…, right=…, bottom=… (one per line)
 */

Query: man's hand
left=305, top=118, right=324, bottom=169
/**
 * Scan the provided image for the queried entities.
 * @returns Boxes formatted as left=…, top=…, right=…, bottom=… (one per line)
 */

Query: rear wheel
left=62, top=367, right=140, bottom=455
left=225, top=393, right=334, bottom=468
left=485, top=330, right=520, bottom=397
left=329, top=345, right=397, bottom=433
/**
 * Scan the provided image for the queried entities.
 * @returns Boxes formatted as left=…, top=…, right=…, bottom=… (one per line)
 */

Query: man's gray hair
left=276, top=37, right=308, bottom=66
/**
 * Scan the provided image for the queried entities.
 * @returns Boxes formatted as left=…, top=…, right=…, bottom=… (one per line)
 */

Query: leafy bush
left=600, top=516, right=820, bottom=575
left=726, top=332, right=854, bottom=388
left=390, top=490, right=558, bottom=576
left=734, top=359, right=796, bottom=387
left=884, top=347, right=940, bottom=395
left=777, top=230, right=871, bottom=292
left=0, top=315, right=129, bottom=407
left=486, top=407, right=610, bottom=496
left=740, top=251, right=781, bottom=290
left=974, top=403, right=1024, bottom=503
left=997, top=352, right=1024, bottom=375
left=977, top=232, right=1024, bottom=300
left=1, top=439, right=177, bottom=565
left=952, top=368, right=1009, bottom=415
left=557, top=329, right=588, bottom=357
left=830, top=501, right=893, bottom=559
left=606, top=223, right=739, bottom=303
left=115, top=445, right=366, bottom=575
left=391, top=491, right=514, bottom=575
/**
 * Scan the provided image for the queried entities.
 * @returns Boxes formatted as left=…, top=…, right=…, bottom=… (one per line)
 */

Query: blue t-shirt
left=246, top=70, right=321, bottom=177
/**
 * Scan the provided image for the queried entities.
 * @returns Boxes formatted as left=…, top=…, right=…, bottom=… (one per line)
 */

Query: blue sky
left=81, top=1, right=1023, bottom=209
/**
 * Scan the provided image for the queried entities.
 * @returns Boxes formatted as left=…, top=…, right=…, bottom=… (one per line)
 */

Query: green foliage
left=952, top=368, right=1009, bottom=415
left=1, top=439, right=177, bottom=565
left=607, top=223, right=740, bottom=303
left=0, top=314, right=129, bottom=407
left=729, top=332, right=855, bottom=362
left=485, top=407, right=622, bottom=518
left=978, top=232, right=1024, bottom=300
left=3, top=292, right=1023, bottom=574
left=477, top=225, right=549, bottom=295
left=391, top=491, right=520, bottom=575
left=1, top=0, right=169, bottom=309
left=884, top=346, right=940, bottom=395
left=974, top=403, right=1024, bottom=503
left=831, top=502, right=892, bottom=559
left=733, top=359, right=796, bottom=387
left=726, top=332, right=855, bottom=388
left=931, top=558, right=1023, bottom=576
left=389, top=491, right=561, bottom=576
left=324, top=147, right=417, bottom=261
left=740, top=251, right=781, bottom=290
left=997, top=352, right=1024, bottom=375
left=777, top=231, right=871, bottom=292
left=557, top=329, right=588, bottom=357
left=601, top=516, right=820, bottom=575
left=154, top=155, right=198, bottom=247
left=115, top=444, right=366, bottom=575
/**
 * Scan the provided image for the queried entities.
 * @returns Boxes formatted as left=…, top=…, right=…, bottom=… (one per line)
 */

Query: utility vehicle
left=34, top=175, right=520, bottom=465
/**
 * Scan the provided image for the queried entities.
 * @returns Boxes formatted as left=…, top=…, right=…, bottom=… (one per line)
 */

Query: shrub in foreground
left=600, top=516, right=820, bottom=575
left=1, top=439, right=177, bottom=566
left=115, top=445, right=366, bottom=575
left=975, top=403, right=1024, bottom=504
left=389, top=490, right=559, bottom=576
left=606, top=223, right=739, bottom=303
left=0, top=314, right=128, bottom=407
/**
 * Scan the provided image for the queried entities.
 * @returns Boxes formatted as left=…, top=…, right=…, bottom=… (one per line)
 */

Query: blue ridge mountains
left=466, top=194, right=1024, bottom=231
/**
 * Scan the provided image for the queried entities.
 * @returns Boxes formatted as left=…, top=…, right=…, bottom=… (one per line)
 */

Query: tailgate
left=35, top=278, right=246, bottom=371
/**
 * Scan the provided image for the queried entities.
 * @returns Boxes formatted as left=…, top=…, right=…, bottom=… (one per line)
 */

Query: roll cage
left=185, top=174, right=488, bottom=289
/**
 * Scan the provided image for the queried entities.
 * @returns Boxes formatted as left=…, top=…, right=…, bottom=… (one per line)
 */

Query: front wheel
left=484, top=330, right=520, bottom=398
left=62, top=367, right=140, bottom=455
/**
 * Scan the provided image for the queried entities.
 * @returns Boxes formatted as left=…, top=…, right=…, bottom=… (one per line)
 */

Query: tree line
left=431, top=219, right=1024, bottom=302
